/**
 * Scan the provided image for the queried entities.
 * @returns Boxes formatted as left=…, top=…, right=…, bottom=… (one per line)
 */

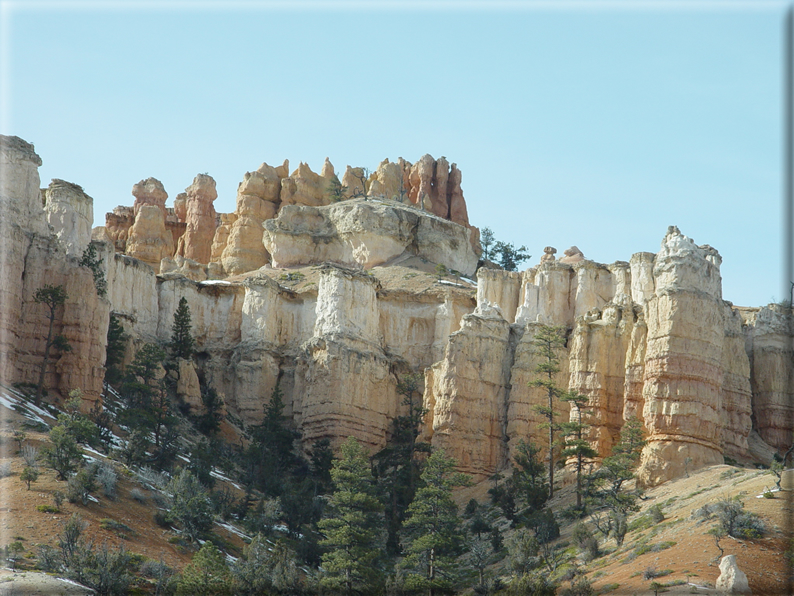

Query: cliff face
left=0, top=136, right=109, bottom=404
left=2, top=134, right=790, bottom=488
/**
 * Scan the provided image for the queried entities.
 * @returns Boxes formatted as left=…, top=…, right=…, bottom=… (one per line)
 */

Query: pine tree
left=586, top=417, right=646, bottom=547
left=318, top=437, right=384, bottom=596
left=528, top=325, right=567, bottom=498
left=104, top=314, right=127, bottom=388
left=402, top=450, right=471, bottom=596
left=373, top=373, right=430, bottom=555
left=560, top=391, right=598, bottom=511
left=79, top=242, right=107, bottom=297
left=33, top=284, right=71, bottom=405
left=177, top=543, right=233, bottom=595
left=169, top=297, right=194, bottom=361
left=510, top=439, right=549, bottom=517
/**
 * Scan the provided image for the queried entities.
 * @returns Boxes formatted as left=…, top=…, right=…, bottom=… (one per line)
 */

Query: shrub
left=649, top=504, right=665, bottom=523
left=572, top=523, right=599, bottom=561
left=20, top=466, right=39, bottom=490
left=37, top=504, right=60, bottom=514
left=130, top=488, right=147, bottom=504
left=643, top=566, right=659, bottom=580
left=96, top=463, right=118, bottom=499
left=0, top=461, right=12, bottom=478
left=67, top=466, right=97, bottom=505
left=37, top=544, right=60, bottom=572
left=53, top=490, right=65, bottom=508
left=166, top=469, right=214, bottom=542
left=21, top=444, right=38, bottom=467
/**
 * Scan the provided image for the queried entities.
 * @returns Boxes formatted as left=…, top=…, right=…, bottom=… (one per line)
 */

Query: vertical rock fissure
left=500, top=324, right=524, bottom=471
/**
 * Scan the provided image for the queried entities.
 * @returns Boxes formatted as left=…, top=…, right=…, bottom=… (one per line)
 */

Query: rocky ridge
left=1, top=134, right=791, bottom=488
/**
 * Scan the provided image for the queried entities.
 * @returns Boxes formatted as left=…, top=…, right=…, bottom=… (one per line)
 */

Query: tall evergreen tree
left=169, top=297, right=194, bottom=361
left=402, top=450, right=471, bottom=596
left=103, top=313, right=127, bottom=388
left=373, top=373, right=431, bottom=555
left=528, top=325, right=566, bottom=498
left=510, top=439, right=549, bottom=518
left=318, top=437, right=384, bottom=596
left=560, top=391, right=598, bottom=511
left=33, top=284, right=71, bottom=405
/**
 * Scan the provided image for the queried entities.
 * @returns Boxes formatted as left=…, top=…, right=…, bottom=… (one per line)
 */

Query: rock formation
left=716, top=555, right=752, bottom=595
left=176, top=174, right=217, bottom=265
left=218, top=163, right=283, bottom=275
left=43, top=179, right=93, bottom=258
left=263, top=199, right=480, bottom=277
left=3, top=135, right=790, bottom=491
left=0, top=136, right=108, bottom=404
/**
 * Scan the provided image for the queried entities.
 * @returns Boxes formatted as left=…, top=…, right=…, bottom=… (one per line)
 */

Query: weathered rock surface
left=176, top=174, right=217, bottom=265
left=716, top=555, right=752, bottom=595
left=43, top=179, right=93, bottom=258
left=746, top=304, right=794, bottom=451
left=424, top=303, right=513, bottom=477
left=264, top=199, right=480, bottom=277
left=293, top=266, right=398, bottom=451
left=126, top=204, right=174, bottom=272
left=637, top=227, right=726, bottom=486
left=104, top=206, right=134, bottom=253
left=3, top=135, right=789, bottom=490
left=0, top=135, right=108, bottom=404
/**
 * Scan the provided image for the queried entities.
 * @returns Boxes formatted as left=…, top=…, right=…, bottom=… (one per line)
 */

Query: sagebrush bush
left=129, top=488, right=147, bottom=504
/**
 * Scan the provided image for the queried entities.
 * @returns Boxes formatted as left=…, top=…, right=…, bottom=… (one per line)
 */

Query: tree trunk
left=35, top=308, right=56, bottom=406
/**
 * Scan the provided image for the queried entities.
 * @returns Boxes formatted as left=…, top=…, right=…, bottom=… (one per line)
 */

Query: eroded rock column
left=638, top=227, right=725, bottom=486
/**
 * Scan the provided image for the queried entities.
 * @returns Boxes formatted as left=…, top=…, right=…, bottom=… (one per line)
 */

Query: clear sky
left=1, top=1, right=787, bottom=307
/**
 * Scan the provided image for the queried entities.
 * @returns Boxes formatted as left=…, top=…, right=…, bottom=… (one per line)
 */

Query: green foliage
left=498, top=572, right=557, bottom=596
left=480, top=227, right=495, bottom=261
left=104, top=314, right=128, bottom=388
left=560, top=391, right=597, bottom=511
left=80, top=242, right=108, bottom=297
left=401, top=450, right=472, bottom=594
left=319, top=437, right=385, bottom=595
left=510, top=439, right=549, bottom=517
left=529, top=325, right=567, bottom=499
left=66, top=465, right=98, bottom=505
left=37, top=504, right=60, bottom=514
left=230, top=535, right=303, bottom=595
left=245, top=384, right=301, bottom=497
left=585, top=417, right=646, bottom=547
left=4, top=541, right=25, bottom=570
left=42, top=425, right=84, bottom=480
left=177, top=543, right=234, bottom=595
left=169, top=297, right=195, bottom=361
left=493, top=240, right=530, bottom=271
left=327, top=174, right=346, bottom=202
left=373, top=372, right=430, bottom=555
left=572, top=522, right=599, bottom=561
left=33, top=284, right=71, bottom=405
left=167, top=469, right=214, bottom=543
left=435, top=263, right=449, bottom=277
left=20, top=466, right=39, bottom=490
left=197, top=386, right=223, bottom=435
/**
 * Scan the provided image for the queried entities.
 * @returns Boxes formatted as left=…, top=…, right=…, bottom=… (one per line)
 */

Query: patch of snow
left=225, top=553, right=239, bottom=563
left=437, top=279, right=470, bottom=289
left=83, top=446, right=108, bottom=458
left=199, top=280, right=232, bottom=286
left=756, top=487, right=780, bottom=498
left=216, top=521, right=250, bottom=540
left=57, top=576, right=90, bottom=588
left=0, top=392, right=51, bottom=425
left=87, top=495, right=99, bottom=503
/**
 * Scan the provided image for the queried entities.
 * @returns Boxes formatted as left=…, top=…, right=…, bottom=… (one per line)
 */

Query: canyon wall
left=2, top=134, right=790, bottom=489
left=0, top=136, right=109, bottom=404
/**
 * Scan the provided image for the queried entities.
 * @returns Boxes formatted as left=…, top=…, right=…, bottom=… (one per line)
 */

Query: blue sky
left=1, top=1, right=786, bottom=307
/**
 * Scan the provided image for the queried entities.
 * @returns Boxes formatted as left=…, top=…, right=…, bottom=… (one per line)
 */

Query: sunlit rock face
left=263, top=199, right=479, bottom=277
left=1, top=134, right=787, bottom=488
